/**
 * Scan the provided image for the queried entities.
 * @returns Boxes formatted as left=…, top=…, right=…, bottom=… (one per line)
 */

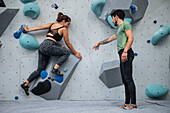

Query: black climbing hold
left=31, top=79, right=51, bottom=95
left=51, top=3, right=58, bottom=9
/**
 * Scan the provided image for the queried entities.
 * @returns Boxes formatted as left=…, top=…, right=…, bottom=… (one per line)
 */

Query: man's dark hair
left=111, top=9, right=125, bottom=20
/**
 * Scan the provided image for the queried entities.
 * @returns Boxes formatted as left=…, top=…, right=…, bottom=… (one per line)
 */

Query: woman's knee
left=65, top=50, right=70, bottom=57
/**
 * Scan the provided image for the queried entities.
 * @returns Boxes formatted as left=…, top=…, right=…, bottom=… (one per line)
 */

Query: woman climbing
left=21, top=12, right=82, bottom=96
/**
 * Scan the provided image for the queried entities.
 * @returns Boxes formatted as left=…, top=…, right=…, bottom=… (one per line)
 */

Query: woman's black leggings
left=27, top=39, right=70, bottom=83
left=118, top=48, right=136, bottom=104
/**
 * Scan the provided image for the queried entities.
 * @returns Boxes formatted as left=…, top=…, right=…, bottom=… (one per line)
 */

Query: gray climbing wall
left=0, top=0, right=170, bottom=101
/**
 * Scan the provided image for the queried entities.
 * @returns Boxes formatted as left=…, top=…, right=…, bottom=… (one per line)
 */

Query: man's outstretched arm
left=93, top=34, right=117, bottom=50
left=100, top=34, right=117, bottom=44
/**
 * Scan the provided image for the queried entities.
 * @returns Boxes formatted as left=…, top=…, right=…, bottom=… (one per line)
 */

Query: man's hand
left=121, top=52, right=128, bottom=62
left=93, top=42, right=100, bottom=51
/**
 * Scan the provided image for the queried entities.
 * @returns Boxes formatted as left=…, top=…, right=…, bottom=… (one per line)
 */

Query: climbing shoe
left=51, top=67, right=63, bottom=76
left=21, top=82, right=29, bottom=96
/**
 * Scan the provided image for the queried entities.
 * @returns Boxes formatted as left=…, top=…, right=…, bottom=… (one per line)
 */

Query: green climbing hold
left=91, top=0, right=106, bottom=17
left=20, top=0, right=36, bottom=4
left=19, top=34, right=39, bottom=50
left=23, top=3, right=40, bottom=19
left=145, top=84, right=168, bottom=98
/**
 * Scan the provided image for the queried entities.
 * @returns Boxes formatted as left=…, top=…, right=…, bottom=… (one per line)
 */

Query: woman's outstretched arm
left=23, top=23, right=53, bottom=32
left=63, top=28, right=82, bottom=59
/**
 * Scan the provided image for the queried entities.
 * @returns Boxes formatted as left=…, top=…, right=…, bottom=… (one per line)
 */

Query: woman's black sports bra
left=46, top=23, right=64, bottom=41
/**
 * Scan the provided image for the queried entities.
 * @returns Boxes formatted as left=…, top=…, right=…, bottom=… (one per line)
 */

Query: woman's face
left=63, top=21, right=70, bottom=28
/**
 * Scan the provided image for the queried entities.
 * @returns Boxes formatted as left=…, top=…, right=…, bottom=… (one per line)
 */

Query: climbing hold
left=31, top=54, right=80, bottom=100
left=31, top=80, right=51, bottom=95
left=151, top=25, right=170, bottom=45
left=51, top=3, right=58, bottom=9
left=23, top=3, right=40, bottom=19
left=19, top=34, right=39, bottom=50
left=41, top=70, right=48, bottom=79
left=55, top=76, right=64, bottom=83
left=124, top=18, right=133, bottom=23
left=107, top=15, right=118, bottom=29
left=91, top=0, right=148, bottom=27
left=14, top=96, right=19, bottom=100
left=63, top=68, right=68, bottom=72
left=153, top=20, right=157, bottom=24
left=91, top=0, right=106, bottom=17
left=147, top=40, right=150, bottom=43
left=13, top=29, right=22, bottom=39
left=145, top=84, right=168, bottom=98
left=134, top=53, right=138, bottom=56
left=20, top=0, right=36, bottom=4
left=130, top=3, right=138, bottom=13
left=107, top=15, right=132, bottom=28
left=99, top=60, right=123, bottom=88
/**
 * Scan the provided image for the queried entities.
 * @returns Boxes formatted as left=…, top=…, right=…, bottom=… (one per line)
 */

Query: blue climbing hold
left=19, top=34, right=39, bottom=50
left=130, top=3, right=138, bottom=13
left=107, top=15, right=118, bottom=29
left=145, top=84, right=168, bottom=98
left=147, top=40, right=150, bottom=43
left=23, top=3, right=40, bottom=19
left=151, top=25, right=170, bottom=45
left=13, top=29, right=22, bottom=39
left=41, top=70, right=48, bottom=79
left=91, top=0, right=106, bottom=17
left=153, top=20, right=157, bottom=24
left=124, top=18, right=132, bottom=23
left=134, top=53, right=138, bottom=56
left=20, top=0, right=36, bottom=4
left=55, top=76, right=64, bottom=83
left=107, top=15, right=132, bottom=28
left=14, top=96, right=19, bottom=100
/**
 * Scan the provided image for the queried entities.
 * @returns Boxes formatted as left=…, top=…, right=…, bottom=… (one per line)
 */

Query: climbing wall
left=0, top=0, right=170, bottom=101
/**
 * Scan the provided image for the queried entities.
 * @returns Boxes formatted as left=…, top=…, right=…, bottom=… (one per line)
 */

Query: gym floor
left=0, top=100, right=170, bottom=113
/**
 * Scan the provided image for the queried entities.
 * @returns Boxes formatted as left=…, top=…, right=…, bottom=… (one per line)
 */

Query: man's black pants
left=118, top=48, right=136, bottom=104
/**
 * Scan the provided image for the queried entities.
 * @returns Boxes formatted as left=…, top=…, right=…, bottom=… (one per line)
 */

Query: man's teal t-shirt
left=115, top=21, right=132, bottom=52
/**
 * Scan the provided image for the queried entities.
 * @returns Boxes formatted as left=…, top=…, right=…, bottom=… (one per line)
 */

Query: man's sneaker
left=121, top=104, right=127, bottom=109
left=124, top=104, right=137, bottom=110
left=51, top=67, right=63, bottom=76
left=21, top=82, right=29, bottom=96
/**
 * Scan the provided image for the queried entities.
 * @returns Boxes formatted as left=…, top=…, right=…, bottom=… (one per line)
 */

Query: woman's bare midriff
left=45, top=37, right=57, bottom=43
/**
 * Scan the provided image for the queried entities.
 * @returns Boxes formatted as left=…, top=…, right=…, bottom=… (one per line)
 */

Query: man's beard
left=114, top=21, right=118, bottom=26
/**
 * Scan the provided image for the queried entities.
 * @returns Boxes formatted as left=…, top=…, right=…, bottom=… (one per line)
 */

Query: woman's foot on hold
left=51, top=67, right=63, bottom=76
left=21, top=82, right=29, bottom=96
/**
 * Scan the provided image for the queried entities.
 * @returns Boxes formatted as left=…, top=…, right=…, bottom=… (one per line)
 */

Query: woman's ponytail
left=56, top=12, right=71, bottom=22
left=56, top=12, right=64, bottom=22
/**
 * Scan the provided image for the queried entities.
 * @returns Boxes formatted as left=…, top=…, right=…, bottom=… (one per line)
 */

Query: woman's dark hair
left=111, top=9, right=125, bottom=20
left=56, top=12, right=71, bottom=22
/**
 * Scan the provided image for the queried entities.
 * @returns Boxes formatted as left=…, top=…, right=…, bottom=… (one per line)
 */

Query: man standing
left=93, top=9, right=137, bottom=110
